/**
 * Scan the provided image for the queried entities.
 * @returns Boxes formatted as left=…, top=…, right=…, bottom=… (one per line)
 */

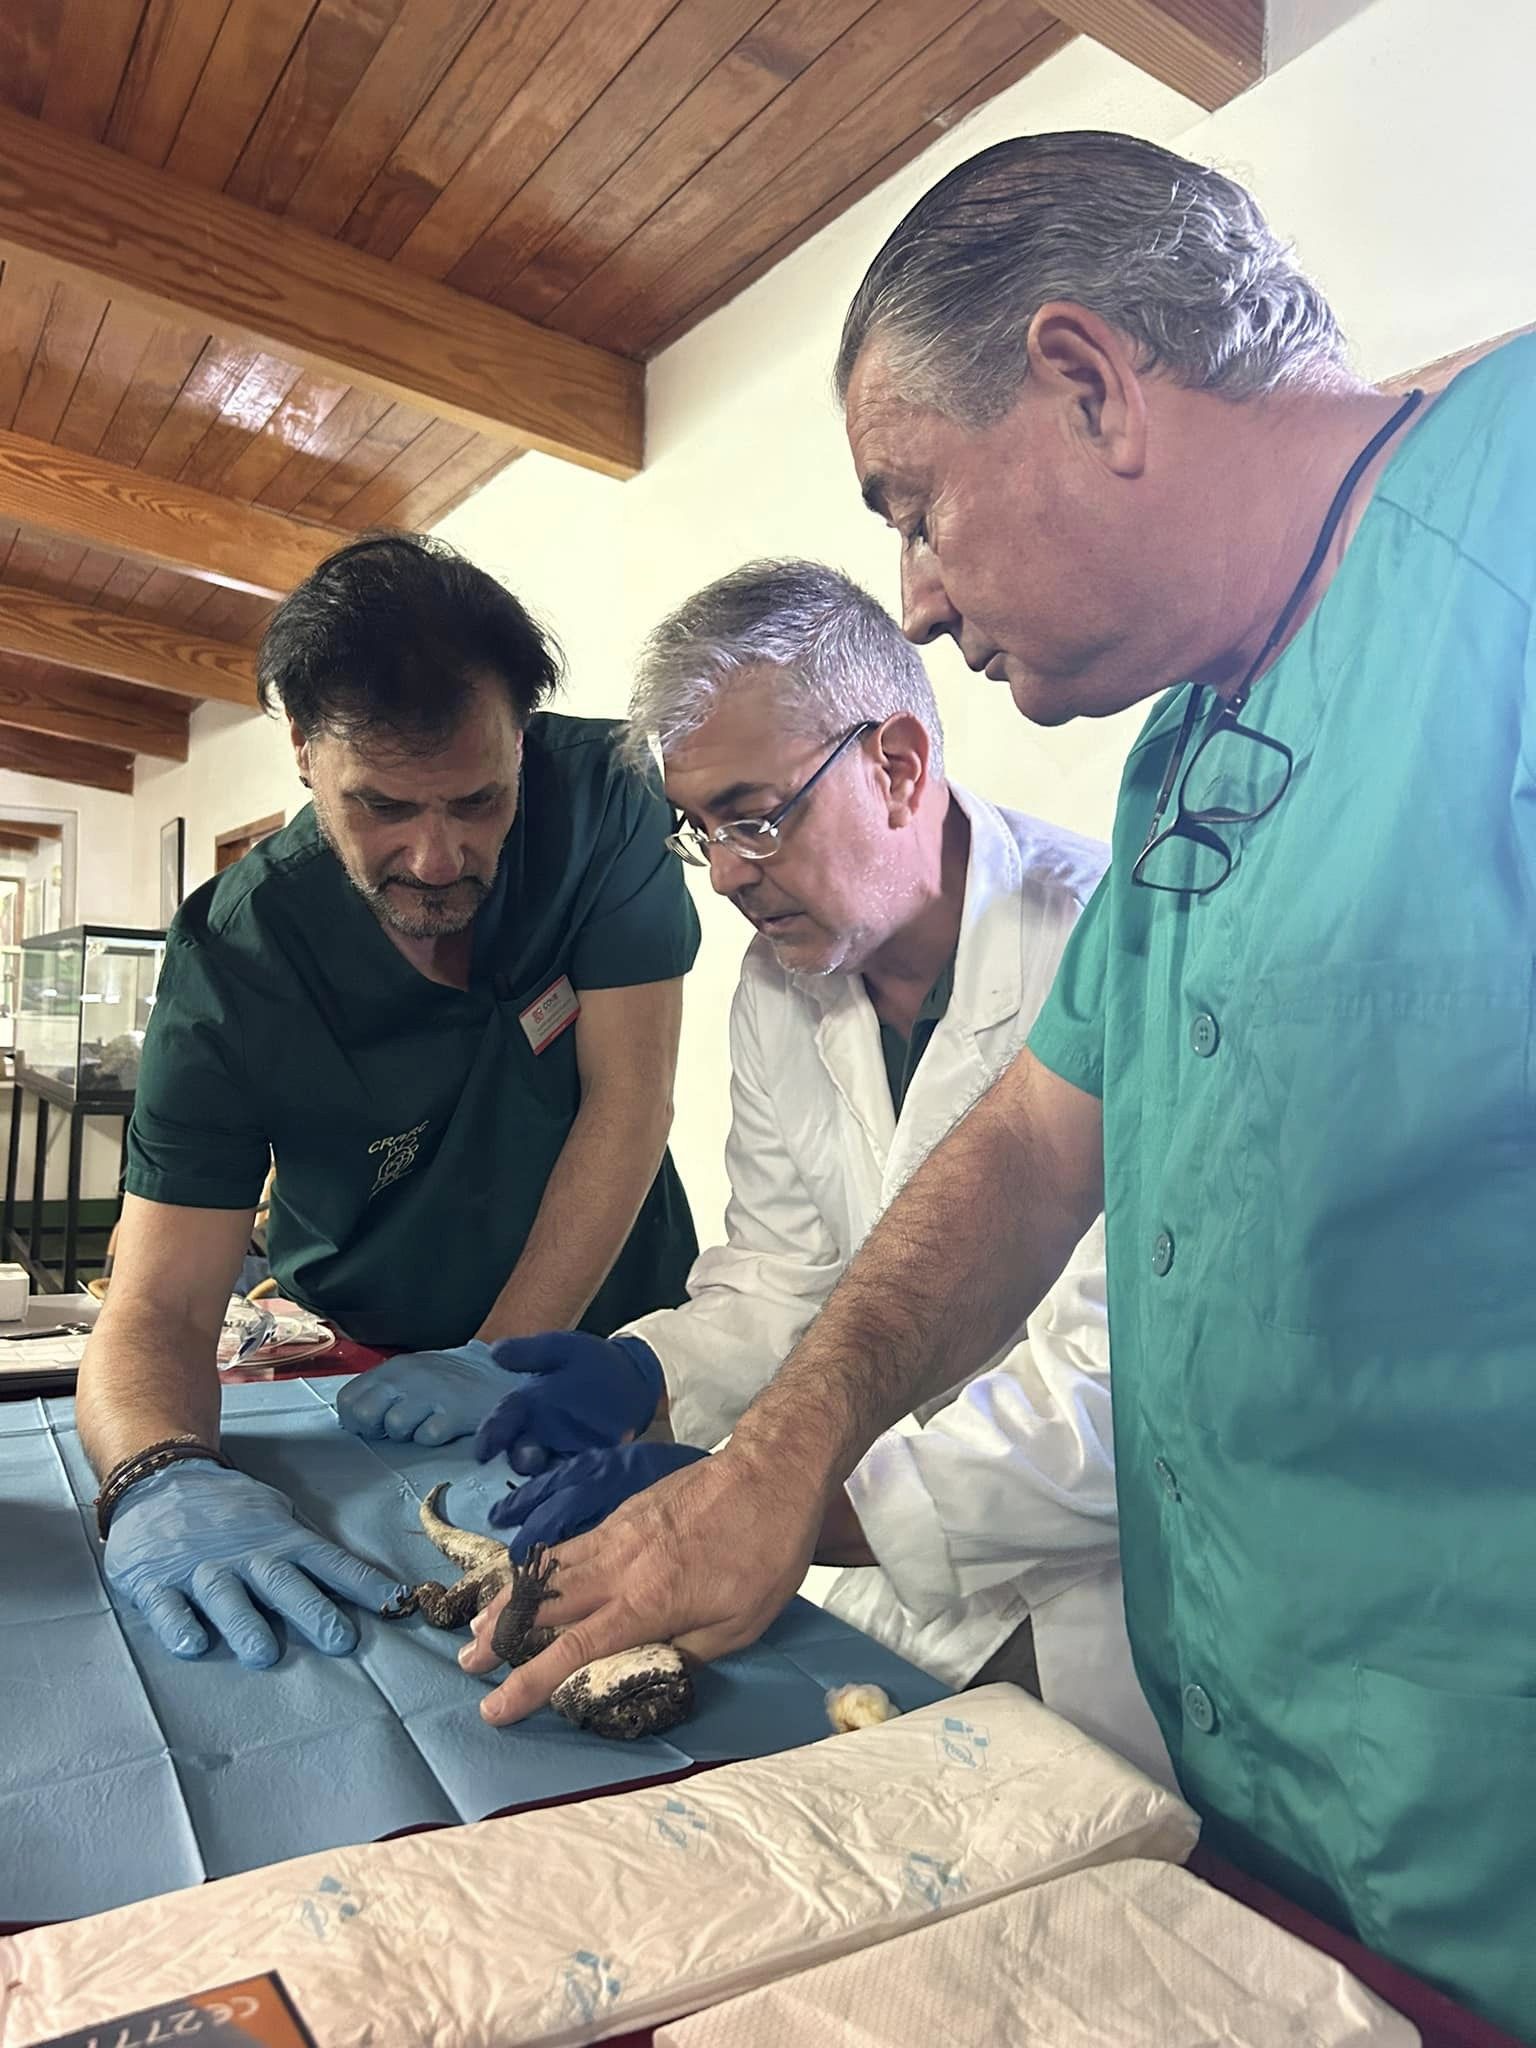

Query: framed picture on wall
left=159, top=817, right=185, bottom=926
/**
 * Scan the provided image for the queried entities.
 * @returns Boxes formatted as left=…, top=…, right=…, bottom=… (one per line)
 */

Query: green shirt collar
left=877, top=950, right=957, bottom=1117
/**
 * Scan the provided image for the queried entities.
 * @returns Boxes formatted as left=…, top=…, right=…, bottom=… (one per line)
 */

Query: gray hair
left=836, top=131, right=1355, bottom=423
left=629, top=558, right=944, bottom=778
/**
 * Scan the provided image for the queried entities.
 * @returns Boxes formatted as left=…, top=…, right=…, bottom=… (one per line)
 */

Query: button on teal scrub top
left=128, top=714, right=699, bottom=1350
left=1029, top=335, right=1536, bottom=2034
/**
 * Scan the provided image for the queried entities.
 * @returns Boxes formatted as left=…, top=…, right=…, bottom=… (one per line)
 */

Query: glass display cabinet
left=5, top=926, right=168, bottom=1294
left=14, top=925, right=167, bottom=1100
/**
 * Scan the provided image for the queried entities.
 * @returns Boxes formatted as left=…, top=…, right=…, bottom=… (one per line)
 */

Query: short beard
left=358, top=874, right=489, bottom=938
left=312, top=796, right=490, bottom=938
left=775, top=926, right=860, bottom=981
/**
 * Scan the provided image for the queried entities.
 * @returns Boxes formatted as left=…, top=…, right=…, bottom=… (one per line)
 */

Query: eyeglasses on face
left=665, top=720, right=880, bottom=867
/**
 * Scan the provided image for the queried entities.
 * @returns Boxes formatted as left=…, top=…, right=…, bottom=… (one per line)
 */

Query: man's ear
left=289, top=717, right=312, bottom=789
left=1025, top=301, right=1148, bottom=481
left=878, top=713, right=933, bottom=825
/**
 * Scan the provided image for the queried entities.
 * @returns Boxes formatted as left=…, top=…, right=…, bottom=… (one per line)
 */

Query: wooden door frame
left=214, top=811, right=286, bottom=873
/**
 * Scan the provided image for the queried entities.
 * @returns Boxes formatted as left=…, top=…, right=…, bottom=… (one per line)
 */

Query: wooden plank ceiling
left=0, top=0, right=1263, bottom=797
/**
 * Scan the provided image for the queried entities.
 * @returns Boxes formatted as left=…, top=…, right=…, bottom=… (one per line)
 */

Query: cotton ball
left=826, top=1683, right=899, bottom=1733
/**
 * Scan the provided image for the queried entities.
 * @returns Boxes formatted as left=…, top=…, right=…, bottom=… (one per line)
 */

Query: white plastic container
left=0, top=1263, right=30, bottom=1324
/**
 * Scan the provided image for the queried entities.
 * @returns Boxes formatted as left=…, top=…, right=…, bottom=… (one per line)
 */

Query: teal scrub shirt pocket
left=1350, top=1662, right=1536, bottom=2024
left=1234, top=952, right=1536, bottom=1339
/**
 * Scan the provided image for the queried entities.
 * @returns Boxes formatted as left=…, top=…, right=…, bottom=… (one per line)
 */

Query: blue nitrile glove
left=104, top=1463, right=409, bottom=1670
left=472, top=1332, right=665, bottom=1476
left=336, top=1340, right=508, bottom=1447
left=488, top=1441, right=710, bottom=1552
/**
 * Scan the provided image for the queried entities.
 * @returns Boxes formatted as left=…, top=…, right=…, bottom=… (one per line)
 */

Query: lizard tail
left=417, top=1481, right=510, bottom=1576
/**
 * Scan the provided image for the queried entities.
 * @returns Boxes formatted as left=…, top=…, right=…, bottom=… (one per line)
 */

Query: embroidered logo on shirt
left=519, top=973, right=580, bottom=1053
left=367, top=1119, right=428, bottom=1199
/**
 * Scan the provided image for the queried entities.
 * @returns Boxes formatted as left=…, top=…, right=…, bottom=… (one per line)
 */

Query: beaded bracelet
left=94, top=1434, right=232, bottom=1541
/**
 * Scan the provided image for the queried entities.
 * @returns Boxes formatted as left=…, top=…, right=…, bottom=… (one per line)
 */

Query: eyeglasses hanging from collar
left=1133, top=388, right=1423, bottom=897
left=1131, top=690, right=1294, bottom=895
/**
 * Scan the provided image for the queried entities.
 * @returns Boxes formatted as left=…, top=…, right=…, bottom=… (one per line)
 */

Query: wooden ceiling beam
left=0, top=106, right=643, bottom=480
left=0, top=834, right=40, bottom=855
left=0, top=655, right=190, bottom=762
left=0, top=725, right=133, bottom=795
left=0, top=819, right=63, bottom=839
left=0, top=428, right=337, bottom=599
left=0, top=583, right=258, bottom=706
left=1049, top=0, right=1265, bottom=108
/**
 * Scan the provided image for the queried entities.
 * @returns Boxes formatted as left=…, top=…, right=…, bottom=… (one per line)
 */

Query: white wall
left=131, top=701, right=301, bottom=927
left=0, top=770, right=136, bottom=927
left=439, top=0, right=1536, bottom=1235
left=1267, top=0, right=1376, bottom=69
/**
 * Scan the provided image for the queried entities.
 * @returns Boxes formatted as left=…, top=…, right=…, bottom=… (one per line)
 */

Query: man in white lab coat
left=471, top=559, right=1167, bottom=1778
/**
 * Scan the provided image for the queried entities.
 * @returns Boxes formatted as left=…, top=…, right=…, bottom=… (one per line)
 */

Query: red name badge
left=518, top=973, right=581, bottom=1053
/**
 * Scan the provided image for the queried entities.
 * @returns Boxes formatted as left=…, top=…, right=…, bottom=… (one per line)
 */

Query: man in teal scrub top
left=468, top=136, right=1536, bottom=2034
left=77, top=534, right=698, bottom=1670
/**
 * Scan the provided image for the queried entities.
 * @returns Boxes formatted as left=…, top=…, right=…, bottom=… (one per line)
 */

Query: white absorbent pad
left=658, top=1859, right=1420, bottom=2047
left=0, top=1685, right=1197, bottom=2048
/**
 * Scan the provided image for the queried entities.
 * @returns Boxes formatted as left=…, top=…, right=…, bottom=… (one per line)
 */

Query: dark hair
left=258, top=533, right=562, bottom=746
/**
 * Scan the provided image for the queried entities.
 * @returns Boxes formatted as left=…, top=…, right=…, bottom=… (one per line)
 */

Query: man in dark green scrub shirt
left=76, top=534, right=698, bottom=1671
